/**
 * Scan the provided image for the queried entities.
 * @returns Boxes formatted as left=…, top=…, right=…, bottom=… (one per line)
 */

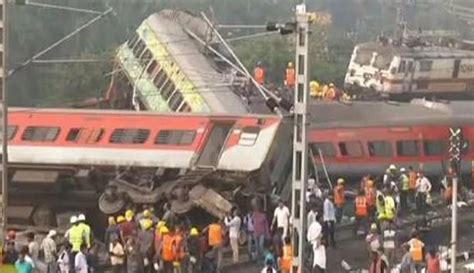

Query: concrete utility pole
left=449, top=127, right=462, bottom=273
left=0, top=0, right=8, bottom=246
left=291, top=4, right=310, bottom=273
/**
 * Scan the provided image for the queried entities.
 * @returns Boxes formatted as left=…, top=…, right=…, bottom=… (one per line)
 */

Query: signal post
left=0, top=0, right=8, bottom=246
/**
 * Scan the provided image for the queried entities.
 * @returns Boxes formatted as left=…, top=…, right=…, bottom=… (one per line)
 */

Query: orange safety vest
left=173, top=234, right=185, bottom=260
left=355, top=196, right=368, bottom=217
left=324, top=88, right=336, bottom=101
left=334, top=185, right=345, bottom=207
left=254, top=67, right=265, bottom=85
left=280, top=245, right=293, bottom=271
left=208, top=224, right=223, bottom=247
left=410, top=239, right=423, bottom=262
left=285, top=68, right=295, bottom=87
left=409, top=171, right=417, bottom=190
left=162, top=234, right=176, bottom=262
left=365, top=186, right=375, bottom=207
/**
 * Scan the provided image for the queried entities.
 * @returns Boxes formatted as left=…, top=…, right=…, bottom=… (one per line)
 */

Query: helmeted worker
left=334, top=178, right=345, bottom=224
left=324, top=83, right=336, bottom=101
left=354, top=190, right=368, bottom=234
left=406, top=232, right=425, bottom=272
left=66, top=215, right=85, bottom=255
left=139, top=210, right=153, bottom=231
left=400, top=168, right=410, bottom=210
left=253, top=61, right=265, bottom=85
left=310, top=81, right=323, bottom=99
left=204, top=218, right=223, bottom=272
left=375, top=192, right=386, bottom=221
left=280, top=236, right=293, bottom=273
left=77, top=214, right=91, bottom=249
left=120, top=210, right=137, bottom=242
left=187, top=227, right=202, bottom=273
left=172, top=226, right=185, bottom=271
left=285, top=62, right=296, bottom=89
left=408, top=166, right=418, bottom=207
left=365, top=179, right=376, bottom=220
left=384, top=190, right=396, bottom=223
left=160, top=226, right=175, bottom=273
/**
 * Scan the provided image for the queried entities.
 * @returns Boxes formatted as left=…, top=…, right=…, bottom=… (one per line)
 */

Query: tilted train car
left=344, top=42, right=474, bottom=99
left=308, top=100, right=474, bottom=181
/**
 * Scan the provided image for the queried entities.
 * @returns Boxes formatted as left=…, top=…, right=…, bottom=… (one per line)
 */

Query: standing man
left=368, top=250, right=388, bottom=273
left=334, top=178, right=345, bottom=224
left=253, top=61, right=265, bottom=86
left=243, top=210, right=255, bottom=261
left=109, top=234, right=125, bottom=273
left=137, top=219, right=154, bottom=273
left=284, top=62, right=295, bottom=91
left=74, top=244, right=89, bottom=273
left=26, top=232, right=39, bottom=269
left=354, top=189, right=368, bottom=235
left=15, top=248, right=33, bottom=273
left=416, top=172, right=432, bottom=212
left=399, top=168, right=410, bottom=211
left=203, top=218, right=224, bottom=273
left=382, top=222, right=396, bottom=266
left=272, top=200, right=291, bottom=239
left=77, top=214, right=92, bottom=249
left=225, top=209, right=242, bottom=264
left=365, top=178, right=376, bottom=221
left=65, top=215, right=84, bottom=269
left=41, top=230, right=58, bottom=273
left=405, top=232, right=425, bottom=273
left=307, top=213, right=326, bottom=273
left=408, top=166, right=418, bottom=207
left=384, top=189, right=396, bottom=225
left=253, top=207, right=269, bottom=261
left=187, top=228, right=202, bottom=273
left=323, top=194, right=336, bottom=248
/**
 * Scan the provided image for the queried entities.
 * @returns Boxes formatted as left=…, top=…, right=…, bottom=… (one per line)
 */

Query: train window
left=66, top=128, right=104, bottom=143
left=147, top=60, right=158, bottom=75
left=368, top=141, right=392, bottom=157
left=66, top=128, right=82, bottom=142
left=339, top=141, right=364, bottom=157
left=398, top=61, right=406, bottom=73
left=109, top=129, right=150, bottom=144
left=127, top=34, right=139, bottom=48
left=239, top=126, right=260, bottom=146
left=140, top=49, right=153, bottom=67
left=423, top=140, right=445, bottom=156
left=396, top=140, right=419, bottom=156
left=132, top=38, right=146, bottom=59
left=169, top=93, right=184, bottom=111
left=309, top=142, right=336, bottom=157
left=354, top=50, right=372, bottom=66
left=155, top=130, right=196, bottom=145
left=22, top=126, right=60, bottom=142
left=0, top=126, right=18, bottom=141
left=419, top=60, right=433, bottom=72
left=179, top=103, right=192, bottom=112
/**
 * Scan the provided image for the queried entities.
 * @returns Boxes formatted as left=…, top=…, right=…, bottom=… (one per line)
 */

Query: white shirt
left=57, top=250, right=70, bottom=273
left=323, top=199, right=336, bottom=222
left=307, top=210, right=317, bottom=227
left=75, top=252, right=88, bottom=273
left=307, top=220, right=322, bottom=244
left=261, top=266, right=278, bottom=273
left=41, top=236, right=57, bottom=263
left=273, top=206, right=290, bottom=229
left=416, top=177, right=432, bottom=193
left=225, top=216, right=242, bottom=239
left=383, top=229, right=396, bottom=249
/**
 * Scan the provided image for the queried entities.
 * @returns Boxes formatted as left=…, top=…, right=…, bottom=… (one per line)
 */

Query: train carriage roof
left=357, top=42, right=474, bottom=59
left=308, top=100, right=474, bottom=129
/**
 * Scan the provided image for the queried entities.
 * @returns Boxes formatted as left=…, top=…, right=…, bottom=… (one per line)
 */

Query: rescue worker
left=383, top=164, right=399, bottom=189
left=399, top=168, right=410, bottom=211
left=137, top=219, right=154, bottom=273
left=77, top=214, right=91, bottom=249
left=203, top=218, right=223, bottom=273
left=120, top=210, right=137, bottom=242
left=383, top=189, right=396, bottom=224
left=310, top=81, right=323, bottom=99
left=153, top=221, right=166, bottom=272
left=284, top=62, right=295, bottom=90
left=405, top=232, right=425, bottom=273
left=139, top=210, right=153, bottom=231
left=366, top=224, right=381, bottom=256
left=416, top=172, right=432, bottom=212
left=116, top=216, right=126, bottom=244
left=408, top=166, right=418, bottom=206
left=354, top=189, right=368, bottom=235
left=279, top=237, right=292, bottom=273
left=159, top=226, right=175, bottom=273
left=375, top=191, right=386, bottom=222
left=382, top=222, right=396, bottom=266
left=187, top=228, right=202, bottom=273
left=365, top=178, right=376, bottom=220
left=173, top=225, right=185, bottom=273
left=105, top=217, right=120, bottom=248
left=334, top=178, right=345, bottom=224
left=253, top=62, right=265, bottom=86
left=323, top=83, right=336, bottom=101
left=65, top=215, right=85, bottom=270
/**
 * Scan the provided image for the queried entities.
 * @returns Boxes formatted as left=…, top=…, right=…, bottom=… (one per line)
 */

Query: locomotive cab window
left=155, top=130, right=196, bottom=145
left=396, top=140, right=419, bottom=156
left=239, top=126, right=260, bottom=146
left=419, top=60, right=433, bottom=72
left=22, top=126, right=60, bottom=142
left=110, top=129, right=149, bottom=144
left=423, top=140, right=445, bottom=156
left=339, top=141, right=364, bottom=157
left=398, top=61, right=406, bottom=73
left=368, top=141, right=392, bottom=157
left=0, top=125, right=18, bottom=141
left=309, top=142, right=336, bottom=157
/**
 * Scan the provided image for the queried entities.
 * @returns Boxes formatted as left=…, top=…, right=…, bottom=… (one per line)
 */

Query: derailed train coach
left=2, top=108, right=292, bottom=227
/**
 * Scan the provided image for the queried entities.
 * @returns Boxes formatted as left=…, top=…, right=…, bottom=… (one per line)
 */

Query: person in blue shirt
left=263, top=240, right=277, bottom=270
left=15, top=249, right=33, bottom=273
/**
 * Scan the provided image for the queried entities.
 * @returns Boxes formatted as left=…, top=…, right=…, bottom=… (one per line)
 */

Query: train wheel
left=98, top=185, right=126, bottom=214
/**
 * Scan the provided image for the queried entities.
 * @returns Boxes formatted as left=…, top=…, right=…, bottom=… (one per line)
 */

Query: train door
left=195, top=122, right=234, bottom=168
left=403, top=59, right=415, bottom=92
left=453, top=59, right=461, bottom=79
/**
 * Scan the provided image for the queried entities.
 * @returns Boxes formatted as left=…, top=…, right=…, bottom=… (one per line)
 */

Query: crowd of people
left=0, top=162, right=455, bottom=273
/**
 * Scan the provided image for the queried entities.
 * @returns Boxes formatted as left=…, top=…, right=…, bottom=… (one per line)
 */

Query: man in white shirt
left=41, top=230, right=58, bottom=273
left=416, top=172, right=432, bottom=212
left=323, top=195, right=336, bottom=248
left=225, top=209, right=242, bottom=263
left=307, top=206, right=318, bottom=227
left=27, top=232, right=39, bottom=268
left=75, top=244, right=88, bottom=273
left=109, top=234, right=125, bottom=273
left=307, top=213, right=326, bottom=273
left=272, top=200, right=291, bottom=239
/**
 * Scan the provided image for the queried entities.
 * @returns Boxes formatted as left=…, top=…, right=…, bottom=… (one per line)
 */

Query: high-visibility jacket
left=77, top=223, right=91, bottom=248
left=384, top=196, right=396, bottom=220
left=409, top=171, right=417, bottom=190
left=68, top=225, right=85, bottom=252
left=334, top=185, right=345, bottom=207
left=173, top=234, right=185, bottom=260
left=254, top=67, right=265, bottom=85
left=161, top=234, right=176, bottom=262
left=208, top=224, right=223, bottom=247
left=285, top=68, right=295, bottom=87
left=324, top=87, right=336, bottom=101
left=365, top=186, right=375, bottom=207
left=401, top=174, right=410, bottom=191
left=410, top=239, right=424, bottom=262
left=280, top=244, right=293, bottom=271
left=355, top=196, right=368, bottom=217
left=376, top=194, right=385, bottom=220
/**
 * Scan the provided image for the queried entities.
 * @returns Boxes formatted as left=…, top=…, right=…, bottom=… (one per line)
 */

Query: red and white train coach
left=307, top=100, right=474, bottom=179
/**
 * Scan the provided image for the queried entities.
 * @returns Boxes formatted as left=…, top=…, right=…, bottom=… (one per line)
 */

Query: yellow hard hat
left=310, top=81, right=319, bottom=87
left=117, top=215, right=125, bottom=223
left=143, top=210, right=151, bottom=218
left=371, top=223, right=377, bottom=230
left=108, top=216, right=116, bottom=226
left=288, top=62, right=294, bottom=68
left=125, top=210, right=134, bottom=221
left=142, top=219, right=153, bottom=230
left=329, top=83, right=334, bottom=87
left=337, top=178, right=345, bottom=184
left=190, top=227, right=199, bottom=236
left=156, top=221, right=165, bottom=229
left=160, top=226, right=169, bottom=234
left=173, top=261, right=180, bottom=267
